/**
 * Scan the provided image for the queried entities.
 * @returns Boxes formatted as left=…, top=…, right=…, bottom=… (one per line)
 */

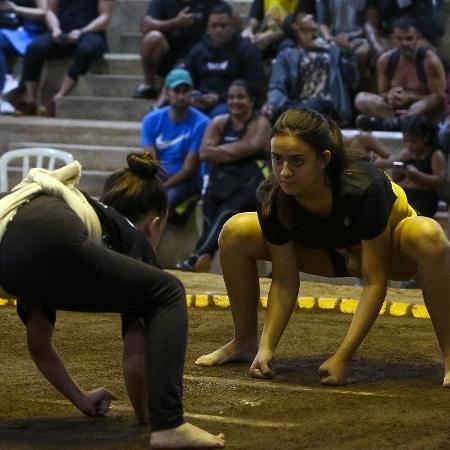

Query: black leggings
left=23, top=32, right=106, bottom=82
left=0, top=196, right=186, bottom=431
left=196, top=171, right=264, bottom=257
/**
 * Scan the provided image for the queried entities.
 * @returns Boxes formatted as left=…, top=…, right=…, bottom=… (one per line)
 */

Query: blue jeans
left=167, top=177, right=200, bottom=207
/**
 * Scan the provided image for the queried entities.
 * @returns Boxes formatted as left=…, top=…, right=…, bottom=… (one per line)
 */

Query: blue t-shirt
left=140, top=106, right=210, bottom=175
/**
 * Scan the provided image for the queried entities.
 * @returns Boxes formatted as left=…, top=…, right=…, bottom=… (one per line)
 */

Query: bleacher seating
left=0, top=0, right=449, bottom=270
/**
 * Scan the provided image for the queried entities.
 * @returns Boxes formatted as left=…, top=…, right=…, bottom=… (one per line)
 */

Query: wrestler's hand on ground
left=249, top=349, right=275, bottom=379
left=77, top=387, right=117, bottom=417
left=318, top=355, right=349, bottom=386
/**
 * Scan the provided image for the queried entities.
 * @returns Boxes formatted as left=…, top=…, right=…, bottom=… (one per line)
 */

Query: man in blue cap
left=141, top=68, right=210, bottom=223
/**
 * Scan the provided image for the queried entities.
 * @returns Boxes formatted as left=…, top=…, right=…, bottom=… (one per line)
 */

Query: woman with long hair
left=196, top=108, right=450, bottom=388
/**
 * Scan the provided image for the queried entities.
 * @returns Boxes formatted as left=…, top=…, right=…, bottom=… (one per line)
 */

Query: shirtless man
left=354, top=16, right=446, bottom=131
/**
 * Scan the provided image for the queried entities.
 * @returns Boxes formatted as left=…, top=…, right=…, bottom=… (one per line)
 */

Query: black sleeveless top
left=206, top=113, right=267, bottom=199
left=58, top=0, right=101, bottom=33
left=218, top=113, right=267, bottom=164
left=403, top=150, right=434, bottom=175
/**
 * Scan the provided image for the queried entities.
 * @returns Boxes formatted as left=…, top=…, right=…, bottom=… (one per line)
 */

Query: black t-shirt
left=85, top=195, right=160, bottom=267
left=57, top=0, right=102, bottom=33
left=184, top=33, right=263, bottom=99
left=366, top=0, right=443, bottom=44
left=148, top=0, right=225, bottom=52
left=256, top=160, right=396, bottom=248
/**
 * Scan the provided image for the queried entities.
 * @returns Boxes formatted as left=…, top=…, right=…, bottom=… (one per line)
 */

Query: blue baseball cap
left=165, top=69, right=193, bottom=89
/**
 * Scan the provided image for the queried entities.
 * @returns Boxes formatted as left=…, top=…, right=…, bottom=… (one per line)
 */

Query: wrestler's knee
left=218, top=212, right=260, bottom=254
left=402, top=217, right=449, bottom=259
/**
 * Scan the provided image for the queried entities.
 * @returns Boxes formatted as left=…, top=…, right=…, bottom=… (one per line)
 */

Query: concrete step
left=55, top=96, right=153, bottom=121
left=6, top=142, right=139, bottom=171
left=0, top=116, right=140, bottom=148
left=342, top=129, right=404, bottom=154
left=119, top=32, right=142, bottom=54
left=74, top=74, right=143, bottom=97
left=111, top=0, right=147, bottom=32
left=90, top=53, right=142, bottom=75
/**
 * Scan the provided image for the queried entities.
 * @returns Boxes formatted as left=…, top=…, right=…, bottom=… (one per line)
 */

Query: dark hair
left=208, top=2, right=233, bottom=19
left=100, top=152, right=168, bottom=223
left=227, top=79, right=255, bottom=102
left=401, top=114, right=440, bottom=148
left=259, top=108, right=347, bottom=220
left=392, top=16, right=417, bottom=32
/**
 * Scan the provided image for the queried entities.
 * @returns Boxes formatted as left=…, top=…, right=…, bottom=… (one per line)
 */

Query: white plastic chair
left=0, top=147, right=74, bottom=192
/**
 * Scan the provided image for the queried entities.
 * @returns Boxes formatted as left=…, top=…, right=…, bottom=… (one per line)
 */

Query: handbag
left=0, top=11, right=21, bottom=30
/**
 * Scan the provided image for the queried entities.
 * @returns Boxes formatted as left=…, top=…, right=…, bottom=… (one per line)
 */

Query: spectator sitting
left=261, top=12, right=359, bottom=125
left=316, top=0, right=371, bottom=90
left=364, top=0, right=444, bottom=58
left=438, top=69, right=450, bottom=155
left=140, top=68, right=210, bottom=224
left=241, top=0, right=315, bottom=59
left=177, top=79, right=271, bottom=272
left=374, top=115, right=447, bottom=219
left=14, top=0, right=114, bottom=116
left=183, top=2, right=263, bottom=118
left=0, top=0, right=46, bottom=114
left=132, top=0, right=227, bottom=100
left=355, top=16, right=446, bottom=131
left=374, top=114, right=447, bottom=289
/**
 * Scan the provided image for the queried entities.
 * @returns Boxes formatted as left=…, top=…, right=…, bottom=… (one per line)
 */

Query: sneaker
left=0, top=99, right=15, bottom=114
left=176, top=254, right=199, bottom=272
left=133, top=84, right=157, bottom=99
left=14, top=101, right=37, bottom=116
left=356, top=115, right=385, bottom=131
left=194, top=254, right=212, bottom=273
left=2, top=74, right=19, bottom=95
left=399, top=278, right=420, bottom=289
left=356, top=114, right=402, bottom=131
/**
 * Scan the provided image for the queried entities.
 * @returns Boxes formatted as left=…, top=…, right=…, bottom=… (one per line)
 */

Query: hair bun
left=127, top=152, right=160, bottom=180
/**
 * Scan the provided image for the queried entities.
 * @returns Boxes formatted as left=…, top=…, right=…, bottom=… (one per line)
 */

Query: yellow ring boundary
left=0, top=296, right=429, bottom=320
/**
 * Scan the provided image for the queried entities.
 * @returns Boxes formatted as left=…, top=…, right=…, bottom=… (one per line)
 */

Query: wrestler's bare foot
left=150, top=423, right=225, bottom=449
left=195, top=340, right=257, bottom=366
left=443, top=365, right=450, bottom=387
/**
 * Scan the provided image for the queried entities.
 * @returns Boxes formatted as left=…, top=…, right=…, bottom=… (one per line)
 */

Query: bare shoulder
left=423, top=49, right=444, bottom=70
left=211, top=114, right=229, bottom=131
left=377, top=50, right=394, bottom=67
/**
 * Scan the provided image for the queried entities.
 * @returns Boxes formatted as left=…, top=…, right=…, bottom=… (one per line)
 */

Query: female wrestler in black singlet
left=195, top=108, right=450, bottom=388
left=0, top=153, right=225, bottom=449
